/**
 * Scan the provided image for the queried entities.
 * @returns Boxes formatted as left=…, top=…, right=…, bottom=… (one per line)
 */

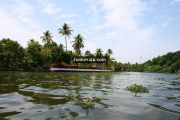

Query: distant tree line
left=113, top=50, right=180, bottom=74
left=0, top=22, right=179, bottom=73
left=0, top=23, right=113, bottom=71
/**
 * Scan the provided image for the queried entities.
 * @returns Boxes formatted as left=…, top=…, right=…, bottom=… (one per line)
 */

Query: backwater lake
left=0, top=72, right=179, bottom=120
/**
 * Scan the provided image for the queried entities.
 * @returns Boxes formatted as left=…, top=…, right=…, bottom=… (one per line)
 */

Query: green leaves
left=66, top=95, right=103, bottom=109
left=40, top=30, right=53, bottom=44
left=126, top=84, right=149, bottom=96
left=72, top=34, right=84, bottom=56
left=58, top=23, right=73, bottom=51
left=82, top=98, right=95, bottom=109
left=0, top=38, right=24, bottom=69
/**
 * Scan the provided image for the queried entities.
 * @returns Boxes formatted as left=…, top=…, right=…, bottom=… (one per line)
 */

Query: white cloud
left=0, top=1, right=42, bottom=47
left=10, top=0, right=39, bottom=29
left=102, top=0, right=146, bottom=31
left=82, top=0, right=156, bottom=63
left=38, top=0, right=77, bottom=21
left=38, top=0, right=62, bottom=15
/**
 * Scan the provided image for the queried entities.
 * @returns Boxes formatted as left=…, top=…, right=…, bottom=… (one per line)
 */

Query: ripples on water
left=0, top=72, right=179, bottom=120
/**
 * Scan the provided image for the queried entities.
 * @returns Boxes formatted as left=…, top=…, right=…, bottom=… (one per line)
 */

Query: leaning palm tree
left=40, top=30, right=53, bottom=44
left=72, top=34, right=84, bottom=56
left=58, top=23, right=73, bottom=51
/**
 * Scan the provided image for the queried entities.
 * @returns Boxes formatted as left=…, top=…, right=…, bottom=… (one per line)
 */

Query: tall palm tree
left=40, top=30, right=53, bottom=44
left=58, top=23, right=73, bottom=51
left=105, top=49, right=113, bottom=69
left=95, top=48, right=103, bottom=69
left=95, top=48, right=103, bottom=57
left=72, top=34, right=84, bottom=56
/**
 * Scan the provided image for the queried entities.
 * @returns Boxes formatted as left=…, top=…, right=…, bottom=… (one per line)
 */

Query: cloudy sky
left=0, top=0, right=180, bottom=63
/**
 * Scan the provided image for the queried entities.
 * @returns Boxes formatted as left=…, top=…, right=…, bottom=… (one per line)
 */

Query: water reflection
left=0, top=72, right=179, bottom=120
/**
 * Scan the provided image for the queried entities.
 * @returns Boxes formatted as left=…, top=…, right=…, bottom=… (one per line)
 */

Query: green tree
left=0, top=38, right=24, bottom=70
left=104, top=49, right=113, bottom=69
left=84, top=50, right=91, bottom=57
left=58, top=23, right=73, bottom=51
left=107, top=49, right=113, bottom=57
left=40, top=30, right=53, bottom=44
left=24, top=39, right=43, bottom=70
left=95, top=48, right=103, bottom=58
left=72, top=34, right=84, bottom=56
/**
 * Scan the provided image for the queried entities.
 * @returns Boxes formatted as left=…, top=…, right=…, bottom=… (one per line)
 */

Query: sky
left=0, top=0, right=180, bottom=63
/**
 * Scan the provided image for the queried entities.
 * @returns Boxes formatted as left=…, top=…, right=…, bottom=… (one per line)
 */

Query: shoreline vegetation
left=0, top=23, right=179, bottom=73
left=0, top=23, right=113, bottom=72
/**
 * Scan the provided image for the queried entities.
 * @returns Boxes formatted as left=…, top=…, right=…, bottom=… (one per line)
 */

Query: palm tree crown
left=58, top=23, right=73, bottom=51
left=95, top=48, right=103, bottom=57
left=40, top=30, right=53, bottom=44
left=84, top=50, right=91, bottom=56
left=72, top=34, right=84, bottom=56
left=107, top=49, right=113, bottom=56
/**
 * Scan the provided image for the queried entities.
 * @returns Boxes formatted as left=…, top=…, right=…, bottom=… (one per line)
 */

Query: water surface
left=0, top=72, right=179, bottom=120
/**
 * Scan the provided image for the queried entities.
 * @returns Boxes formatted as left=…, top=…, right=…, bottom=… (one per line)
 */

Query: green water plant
left=65, top=94, right=110, bottom=109
left=82, top=98, right=95, bottom=109
left=126, top=84, right=149, bottom=96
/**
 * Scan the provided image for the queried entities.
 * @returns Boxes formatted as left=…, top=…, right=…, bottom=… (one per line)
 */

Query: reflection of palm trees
left=18, top=90, right=68, bottom=105
left=92, top=73, right=113, bottom=91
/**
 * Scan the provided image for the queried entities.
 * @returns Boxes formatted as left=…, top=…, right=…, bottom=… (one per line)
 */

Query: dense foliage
left=142, top=51, right=180, bottom=73
left=0, top=23, right=113, bottom=71
left=0, top=22, right=179, bottom=73
left=0, top=38, right=24, bottom=70
left=114, top=51, right=180, bottom=73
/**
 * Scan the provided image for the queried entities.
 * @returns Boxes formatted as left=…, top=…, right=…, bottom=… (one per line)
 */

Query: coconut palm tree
left=95, top=48, right=103, bottom=57
left=72, top=34, right=84, bottom=56
left=84, top=50, right=91, bottom=56
left=40, top=30, right=53, bottom=44
left=107, top=49, right=113, bottom=57
left=58, top=23, right=73, bottom=51
left=105, top=49, right=113, bottom=59
left=95, top=48, right=103, bottom=69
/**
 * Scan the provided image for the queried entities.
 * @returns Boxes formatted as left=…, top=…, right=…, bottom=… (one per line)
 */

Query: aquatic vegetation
left=66, top=95, right=104, bottom=109
left=66, top=95, right=77, bottom=101
left=82, top=98, right=95, bottom=109
left=126, top=84, right=149, bottom=96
